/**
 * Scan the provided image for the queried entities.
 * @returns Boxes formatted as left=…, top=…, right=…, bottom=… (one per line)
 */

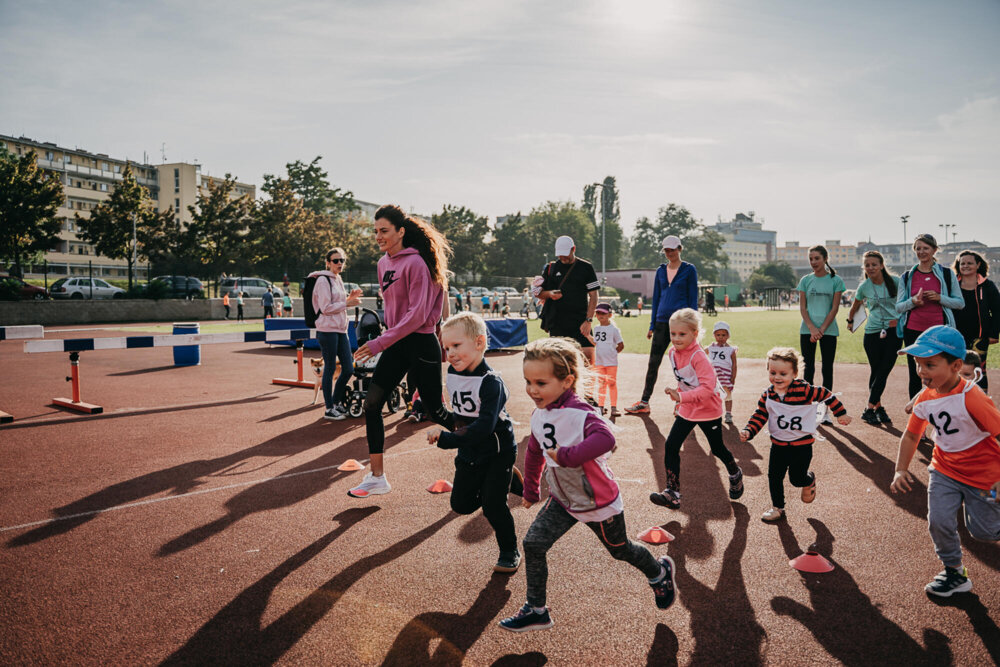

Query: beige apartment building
left=1, top=134, right=254, bottom=280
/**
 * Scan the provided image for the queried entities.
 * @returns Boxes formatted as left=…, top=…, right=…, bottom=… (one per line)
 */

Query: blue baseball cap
left=898, top=325, right=966, bottom=359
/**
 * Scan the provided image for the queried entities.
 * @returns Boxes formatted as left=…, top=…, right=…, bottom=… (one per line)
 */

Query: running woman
left=796, top=245, right=845, bottom=424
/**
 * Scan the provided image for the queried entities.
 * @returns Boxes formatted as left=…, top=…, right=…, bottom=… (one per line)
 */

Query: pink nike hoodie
left=366, top=247, right=445, bottom=355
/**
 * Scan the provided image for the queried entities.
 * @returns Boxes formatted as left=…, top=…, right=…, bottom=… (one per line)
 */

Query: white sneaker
left=820, top=405, right=833, bottom=425
left=724, top=412, right=733, bottom=424
left=348, top=472, right=391, bottom=498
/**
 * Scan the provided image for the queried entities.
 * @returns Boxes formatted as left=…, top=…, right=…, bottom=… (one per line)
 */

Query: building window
left=114, top=165, right=121, bottom=173
left=45, top=151, right=53, bottom=160
left=100, top=183, right=109, bottom=192
left=64, top=155, right=71, bottom=164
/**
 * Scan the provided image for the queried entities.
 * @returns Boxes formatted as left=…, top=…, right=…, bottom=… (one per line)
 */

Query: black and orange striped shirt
left=743, top=379, right=846, bottom=446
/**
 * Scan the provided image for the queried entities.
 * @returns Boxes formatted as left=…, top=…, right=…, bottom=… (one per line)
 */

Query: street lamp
left=900, top=215, right=910, bottom=265
left=939, top=223, right=953, bottom=247
left=590, top=182, right=608, bottom=286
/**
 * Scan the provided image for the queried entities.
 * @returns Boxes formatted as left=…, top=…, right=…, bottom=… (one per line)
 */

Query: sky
left=2, top=0, right=999, bottom=248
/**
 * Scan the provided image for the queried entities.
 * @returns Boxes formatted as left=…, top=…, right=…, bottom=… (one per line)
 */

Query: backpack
left=302, top=275, right=332, bottom=328
left=901, top=265, right=953, bottom=295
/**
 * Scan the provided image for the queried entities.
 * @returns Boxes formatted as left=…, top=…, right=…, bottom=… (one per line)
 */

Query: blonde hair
left=523, top=337, right=590, bottom=393
left=441, top=311, right=488, bottom=344
left=669, top=308, right=703, bottom=341
left=766, top=346, right=802, bottom=375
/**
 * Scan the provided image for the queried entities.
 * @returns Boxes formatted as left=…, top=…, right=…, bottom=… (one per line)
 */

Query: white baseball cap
left=554, top=235, right=575, bottom=256
left=713, top=321, right=731, bottom=333
left=662, top=235, right=682, bottom=249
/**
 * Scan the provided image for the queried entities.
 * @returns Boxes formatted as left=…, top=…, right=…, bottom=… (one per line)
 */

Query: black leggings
left=451, top=449, right=517, bottom=553
left=663, top=416, right=737, bottom=491
left=641, top=322, right=670, bottom=402
left=799, top=334, right=837, bottom=391
left=903, top=328, right=923, bottom=398
left=523, top=500, right=659, bottom=608
left=768, top=444, right=814, bottom=509
left=364, top=333, right=448, bottom=454
left=863, top=330, right=902, bottom=406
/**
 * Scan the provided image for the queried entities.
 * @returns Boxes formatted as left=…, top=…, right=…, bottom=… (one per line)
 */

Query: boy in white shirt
left=592, top=302, right=625, bottom=416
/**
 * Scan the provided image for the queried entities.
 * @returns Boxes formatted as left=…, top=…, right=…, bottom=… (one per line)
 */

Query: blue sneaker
left=650, top=556, right=677, bottom=610
left=499, top=603, right=554, bottom=632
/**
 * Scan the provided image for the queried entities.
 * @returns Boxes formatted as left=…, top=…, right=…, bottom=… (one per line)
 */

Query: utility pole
left=901, top=215, right=910, bottom=265
left=939, top=223, right=953, bottom=249
left=591, top=182, right=608, bottom=287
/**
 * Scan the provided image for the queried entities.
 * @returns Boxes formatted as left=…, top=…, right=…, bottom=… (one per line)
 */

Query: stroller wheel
left=387, top=387, right=402, bottom=413
left=348, top=400, right=363, bottom=418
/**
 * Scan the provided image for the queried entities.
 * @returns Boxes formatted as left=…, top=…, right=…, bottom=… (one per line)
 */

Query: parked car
left=359, top=282, right=381, bottom=297
left=0, top=275, right=49, bottom=300
left=491, top=286, right=519, bottom=296
left=151, top=276, right=205, bottom=299
left=467, top=286, right=489, bottom=297
left=219, top=277, right=284, bottom=299
left=50, top=277, right=125, bottom=299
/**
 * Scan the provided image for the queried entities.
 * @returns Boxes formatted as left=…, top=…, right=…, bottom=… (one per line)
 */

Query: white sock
left=531, top=605, right=546, bottom=614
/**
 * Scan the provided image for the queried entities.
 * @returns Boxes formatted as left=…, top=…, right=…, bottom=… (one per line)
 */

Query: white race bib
left=447, top=374, right=485, bottom=418
left=765, top=398, right=818, bottom=441
left=531, top=407, right=590, bottom=468
left=912, top=382, right=992, bottom=453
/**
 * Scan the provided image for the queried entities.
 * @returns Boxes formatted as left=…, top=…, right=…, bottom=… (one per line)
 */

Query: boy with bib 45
left=891, top=325, right=1000, bottom=597
left=741, top=347, right=851, bottom=523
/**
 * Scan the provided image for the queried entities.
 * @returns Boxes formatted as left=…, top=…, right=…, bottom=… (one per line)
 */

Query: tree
left=262, top=156, right=355, bottom=218
left=76, top=163, right=174, bottom=289
left=629, top=204, right=729, bottom=281
left=488, top=202, right=596, bottom=278
left=583, top=176, right=624, bottom=270
left=746, top=261, right=797, bottom=292
left=183, top=175, right=254, bottom=292
left=431, top=205, right=488, bottom=282
left=0, top=147, right=63, bottom=277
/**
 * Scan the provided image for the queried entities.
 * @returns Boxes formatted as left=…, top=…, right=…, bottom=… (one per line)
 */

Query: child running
left=904, top=350, right=985, bottom=416
left=650, top=308, right=744, bottom=510
left=740, top=347, right=851, bottom=523
left=706, top=321, right=738, bottom=424
left=891, top=325, right=1000, bottom=597
left=592, top=302, right=624, bottom=416
left=499, top=337, right=676, bottom=632
left=427, top=312, right=524, bottom=573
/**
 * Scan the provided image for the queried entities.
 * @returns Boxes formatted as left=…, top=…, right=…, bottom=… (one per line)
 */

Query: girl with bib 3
left=741, top=347, right=851, bottom=523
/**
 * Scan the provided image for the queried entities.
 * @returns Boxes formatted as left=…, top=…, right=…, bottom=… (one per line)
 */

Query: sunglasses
left=328, top=258, right=345, bottom=264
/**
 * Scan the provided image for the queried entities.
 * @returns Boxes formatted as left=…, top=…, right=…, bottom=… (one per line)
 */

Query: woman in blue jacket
left=895, top=233, right=964, bottom=398
left=625, top=235, right=699, bottom=414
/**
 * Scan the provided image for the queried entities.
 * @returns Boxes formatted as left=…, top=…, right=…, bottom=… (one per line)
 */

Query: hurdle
left=1, top=326, right=46, bottom=423
left=24, top=328, right=317, bottom=414
left=271, top=339, right=316, bottom=388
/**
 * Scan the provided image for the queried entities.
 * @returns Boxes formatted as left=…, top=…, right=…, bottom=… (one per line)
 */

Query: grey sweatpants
left=523, top=498, right=660, bottom=608
left=927, top=469, right=1000, bottom=569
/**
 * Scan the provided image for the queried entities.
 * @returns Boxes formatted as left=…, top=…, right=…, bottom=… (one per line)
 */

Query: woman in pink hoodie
left=349, top=204, right=452, bottom=498
left=309, top=247, right=362, bottom=420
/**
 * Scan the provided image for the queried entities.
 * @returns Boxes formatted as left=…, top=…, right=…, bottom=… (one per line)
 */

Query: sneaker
left=347, top=472, right=391, bottom=498
left=875, top=406, right=892, bottom=425
left=925, top=566, right=972, bottom=597
left=861, top=408, right=879, bottom=425
left=499, top=603, right=554, bottom=632
left=509, top=465, right=524, bottom=497
left=650, top=556, right=677, bottom=610
left=819, top=405, right=833, bottom=425
left=625, top=400, right=650, bottom=414
left=405, top=411, right=420, bottom=423
left=328, top=404, right=348, bottom=421
left=801, top=473, right=817, bottom=503
left=650, top=488, right=681, bottom=509
left=728, top=467, right=745, bottom=500
left=761, top=508, right=785, bottom=523
left=724, top=412, right=734, bottom=424
left=610, top=407, right=621, bottom=417
left=494, top=550, right=521, bottom=573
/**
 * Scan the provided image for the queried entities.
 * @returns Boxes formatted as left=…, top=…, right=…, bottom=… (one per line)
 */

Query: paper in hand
left=849, top=308, right=867, bottom=333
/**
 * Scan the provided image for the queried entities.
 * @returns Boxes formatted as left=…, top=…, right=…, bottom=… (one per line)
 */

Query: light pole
left=591, top=182, right=607, bottom=287
left=900, top=215, right=910, bottom=266
left=939, top=223, right=953, bottom=248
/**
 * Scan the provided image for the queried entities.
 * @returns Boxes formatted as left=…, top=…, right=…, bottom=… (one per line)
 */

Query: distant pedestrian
left=262, top=287, right=275, bottom=319
left=237, top=292, right=245, bottom=321
left=492, top=292, right=501, bottom=316
left=481, top=293, right=490, bottom=316
left=222, top=292, right=231, bottom=320
left=282, top=292, right=293, bottom=317
left=455, top=290, right=463, bottom=313
left=637, top=295, right=644, bottom=314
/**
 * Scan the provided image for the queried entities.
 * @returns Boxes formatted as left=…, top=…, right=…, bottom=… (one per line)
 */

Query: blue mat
left=265, top=317, right=528, bottom=351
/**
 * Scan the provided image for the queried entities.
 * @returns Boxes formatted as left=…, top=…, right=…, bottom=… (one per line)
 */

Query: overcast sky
left=3, top=0, right=998, bottom=248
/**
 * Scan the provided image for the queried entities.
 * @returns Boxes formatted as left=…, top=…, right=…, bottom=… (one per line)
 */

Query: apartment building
left=709, top=212, right=777, bottom=281
left=1, top=134, right=253, bottom=279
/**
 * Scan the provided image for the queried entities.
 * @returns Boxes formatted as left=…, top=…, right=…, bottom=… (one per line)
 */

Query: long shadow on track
left=770, top=518, right=952, bottom=665
left=162, top=510, right=458, bottom=666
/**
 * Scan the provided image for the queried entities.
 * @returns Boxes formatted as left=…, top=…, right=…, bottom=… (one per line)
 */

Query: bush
left=0, top=278, right=21, bottom=301
left=126, top=280, right=171, bottom=300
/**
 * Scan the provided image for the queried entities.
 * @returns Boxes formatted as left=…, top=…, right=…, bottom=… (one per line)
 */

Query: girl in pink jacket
left=650, top=308, right=745, bottom=510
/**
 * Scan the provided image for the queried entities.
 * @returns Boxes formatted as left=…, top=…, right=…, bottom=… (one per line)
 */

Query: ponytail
left=375, top=204, right=453, bottom=289
left=826, top=262, right=837, bottom=277
left=809, top=245, right=834, bottom=276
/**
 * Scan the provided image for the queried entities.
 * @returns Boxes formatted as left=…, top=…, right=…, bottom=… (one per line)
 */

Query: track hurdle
left=1, top=326, right=46, bottom=422
left=271, top=339, right=316, bottom=388
left=24, top=328, right=317, bottom=414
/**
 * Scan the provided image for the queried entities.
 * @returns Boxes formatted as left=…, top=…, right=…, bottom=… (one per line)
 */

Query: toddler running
left=650, top=308, right=744, bottom=510
left=498, top=337, right=676, bottom=632
left=740, top=347, right=850, bottom=523
left=591, top=302, right=624, bottom=416
left=706, top=321, right=738, bottom=423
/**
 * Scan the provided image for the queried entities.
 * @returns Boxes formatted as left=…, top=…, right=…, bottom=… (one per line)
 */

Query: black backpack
left=302, top=275, right=332, bottom=328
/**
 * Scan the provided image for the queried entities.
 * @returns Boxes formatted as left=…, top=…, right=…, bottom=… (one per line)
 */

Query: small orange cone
left=337, top=459, right=365, bottom=471
left=789, top=551, right=834, bottom=573
left=637, top=526, right=675, bottom=544
left=427, top=479, right=453, bottom=493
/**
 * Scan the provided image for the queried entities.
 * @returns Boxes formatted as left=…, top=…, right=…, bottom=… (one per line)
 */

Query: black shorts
left=548, top=324, right=594, bottom=349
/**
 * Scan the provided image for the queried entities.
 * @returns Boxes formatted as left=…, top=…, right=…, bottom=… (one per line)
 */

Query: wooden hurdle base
left=272, top=340, right=315, bottom=389
left=52, top=351, right=104, bottom=414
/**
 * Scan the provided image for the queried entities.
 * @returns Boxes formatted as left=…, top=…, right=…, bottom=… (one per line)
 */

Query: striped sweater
left=743, top=379, right=846, bottom=446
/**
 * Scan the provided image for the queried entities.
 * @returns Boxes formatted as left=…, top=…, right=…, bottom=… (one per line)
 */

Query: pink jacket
left=308, top=270, right=348, bottom=333
left=367, top=247, right=445, bottom=355
left=672, top=343, right=724, bottom=421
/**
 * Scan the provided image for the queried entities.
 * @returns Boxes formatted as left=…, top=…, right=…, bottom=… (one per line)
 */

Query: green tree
left=746, top=261, right=797, bottom=292
left=583, top=176, right=624, bottom=271
left=490, top=202, right=596, bottom=278
left=262, top=156, right=355, bottom=217
left=76, top=163, right=174, bottom=289
left=184, top=175, right=254, bottom=293
left=629, top=204, right=729, bottom=281
left=431, top=205, right=489, bottom=282
left=0, top=147, right=63, bottom=277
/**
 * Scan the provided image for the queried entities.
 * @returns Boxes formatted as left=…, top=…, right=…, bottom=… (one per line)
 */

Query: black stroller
left=344, top=308, right=407, bottom=418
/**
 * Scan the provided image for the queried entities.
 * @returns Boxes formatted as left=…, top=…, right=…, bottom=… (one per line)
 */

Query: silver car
left=50, top=277, right=126, bottom=299
left=220, top=277, right=284, bottom=298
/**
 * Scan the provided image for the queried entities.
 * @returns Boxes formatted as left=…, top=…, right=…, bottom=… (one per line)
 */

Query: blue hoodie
left=650, top=261, right=699, bottom=329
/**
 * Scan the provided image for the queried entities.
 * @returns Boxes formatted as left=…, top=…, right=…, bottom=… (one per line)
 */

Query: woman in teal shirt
left=846, top=251, right=901, bottom=426
left=797, top=245, right=846, bottom=424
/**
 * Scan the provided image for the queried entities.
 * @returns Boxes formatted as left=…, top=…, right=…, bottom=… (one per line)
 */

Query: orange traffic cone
left=427, top=479, right=453, bottom=493
left=337, top=459, right=365, bottom=472
left=637, top=526, right=675, bottom=544
left=789, top=551, right=834, bottom=573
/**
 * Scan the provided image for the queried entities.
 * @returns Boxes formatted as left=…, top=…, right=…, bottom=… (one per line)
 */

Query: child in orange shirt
left=891, top=325, right=1000, bottom=597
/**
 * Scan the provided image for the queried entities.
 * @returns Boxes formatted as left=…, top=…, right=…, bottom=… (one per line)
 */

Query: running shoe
left=819, top=405, right=833, bottom=425
left=650, top=556, right=677, bottom=610
left=610, top=407, right=621, bottom=417
left=327, top=405, right=348, bottom=421
left=861, top=408, right=879, bottom=425
left=499, top=604, right=554, bottom=632
left=925, top=566, right=972, bottom=597
left=625, top=400, right=650, bottom=414
left=801, top=473, right=817, bottom=503
left=347, top=472, right=391, bottom=498
left=650, top=488, right=681, bottom=509
left=728, top=467, right=745, bottom=500
left=875, top=406, right=892, bottom=425
left=761, top=508, right=785, bottom=523
left=494, top=550, right=522, bottom=573
left=724, top=412, right=734, bottom=424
